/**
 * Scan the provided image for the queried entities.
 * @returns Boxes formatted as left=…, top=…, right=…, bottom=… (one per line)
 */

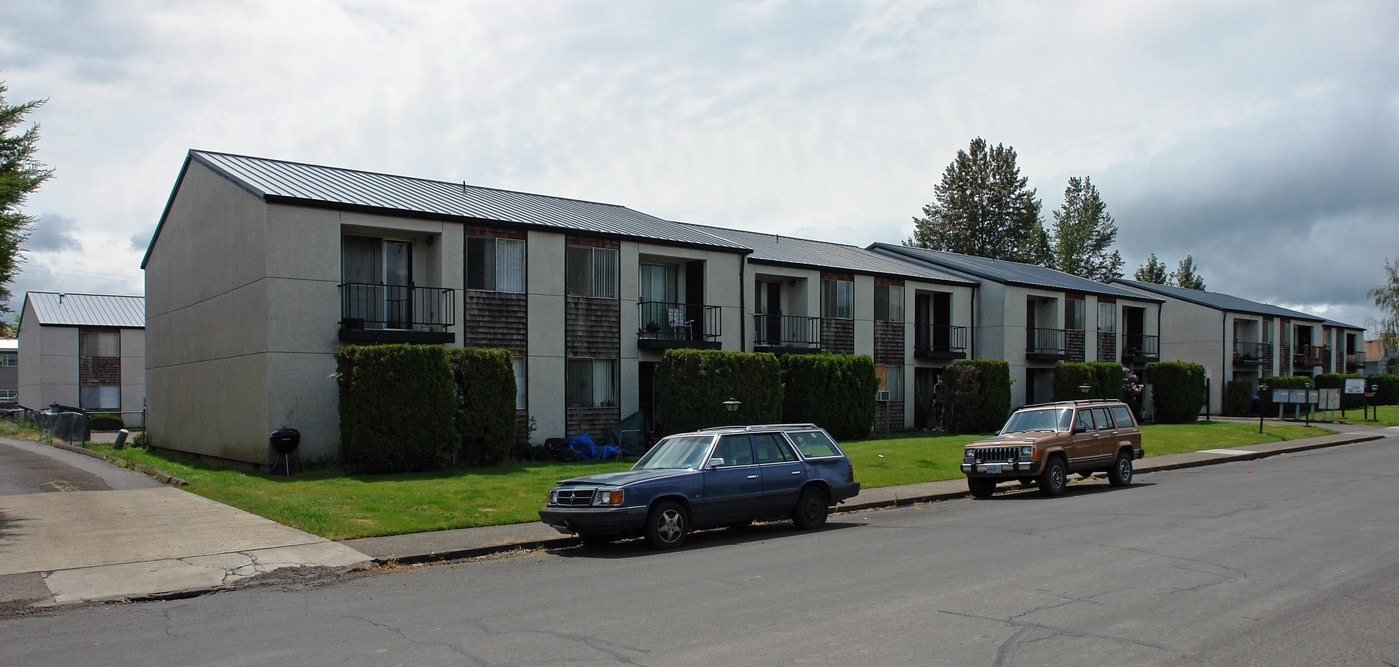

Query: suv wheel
left=1038, top=457, right=1068, bottom=497
left=645, top=501, right=689, bottom=549
left=1108, top=450, right=1134, bottom=487
left=792, top=487, right=829, bottom=530
left=967, top=477, right=997, bottom=499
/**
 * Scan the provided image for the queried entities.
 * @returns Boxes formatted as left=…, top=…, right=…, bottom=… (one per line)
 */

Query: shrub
left=446, top=348, right=517, bottom=467
left=655, top=349, right=782, bottom=436
left=1146, top=361, right=1206, bottom=423
left=944, top=359, right=1011, bottom=434
left=337, top=344, right=460, bottom=474
left=1370, top=374, right=1399, bottom=405
left=89, top=413, right=125, bottom=431
left=1313, top=373, right=1365, bottom=410
left=780, top=353, right=878, bottom=440
left=1224, top=380, right=1254, bottom=416
left=1053, top=362, right=1124, bottom=401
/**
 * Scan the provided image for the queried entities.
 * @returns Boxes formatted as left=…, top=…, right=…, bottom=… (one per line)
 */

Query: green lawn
left=14, top=419, right=1340, bottom=541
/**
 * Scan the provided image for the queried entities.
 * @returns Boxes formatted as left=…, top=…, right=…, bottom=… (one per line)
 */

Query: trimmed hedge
left=1224, top=380, right=1254, bottom=416
left=1052, top=362, right=1125, bottom=401
left=1370, top=374, right=1399, bottom=405
left=655, top=349, right=783, bottom=436
left=90, top=413, right=125, bottom=431
left=943, top=359, right=1011, bottom=434
left=1313, top=373, right=1365, bottom=410
left=1146, top=361, right=1206, bottom=423
left=446, top=348, right=517, bottom=468
left=780, top=353, right=879, bottom=440
left=337, top=344, right=460, bottom=474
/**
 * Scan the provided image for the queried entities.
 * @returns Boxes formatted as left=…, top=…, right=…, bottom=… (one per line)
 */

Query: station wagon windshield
left=1000, top=408, right=1073, bottom=434
left=633, top=436, right=713, bottom=470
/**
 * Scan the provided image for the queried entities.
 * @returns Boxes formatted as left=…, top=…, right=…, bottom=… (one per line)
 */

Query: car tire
left=1108, top=449, right=1134, bottom=487
left=792, top=487, right=829, bottom=530
left=1038, top=457, right=1068, bottom=497
left=645, top=501, right=688, bottom=549
left=967, top=477, right=997, bottom=499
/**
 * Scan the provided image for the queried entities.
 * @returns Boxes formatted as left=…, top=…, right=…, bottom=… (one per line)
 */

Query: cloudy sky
left=1, top=1, right=1395, bottom=333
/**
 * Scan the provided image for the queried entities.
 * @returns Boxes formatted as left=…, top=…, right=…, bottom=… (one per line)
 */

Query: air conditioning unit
left=875, top=390, right=891, bottom=402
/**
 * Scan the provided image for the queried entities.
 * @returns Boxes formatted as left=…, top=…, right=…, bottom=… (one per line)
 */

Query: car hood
left=968, top=433, right=1056, bottom=447
left=555, top=468, right=697, bottom=487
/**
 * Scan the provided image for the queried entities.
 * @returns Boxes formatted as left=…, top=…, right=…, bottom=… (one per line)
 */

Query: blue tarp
left=564, top=434, right=619, bottom=462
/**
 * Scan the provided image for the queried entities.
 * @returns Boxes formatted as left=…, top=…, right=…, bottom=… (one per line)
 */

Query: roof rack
left=697, top=423, right=821, bottom=433
left=1018, top=398, right=1125, bottom=409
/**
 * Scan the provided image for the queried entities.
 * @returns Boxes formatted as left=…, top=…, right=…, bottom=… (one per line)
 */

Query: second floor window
left=466, top=236, right=525, bottom=293
left=566, top=246, right=618, bottom=299
left=1065, top=298, right=1085, bottom=331
left=874, top=284, right=904, bottom=322
left=822, top=278, right=853, bottom=319
left=1097, top=302, right=1116, bottom=333
left=0, top=352, right=15, bottom=367
left=80, top=330, right=120, bottom=358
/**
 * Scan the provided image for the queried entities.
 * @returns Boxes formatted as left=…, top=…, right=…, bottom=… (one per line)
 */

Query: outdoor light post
left=1304, top=381, right=1312, bottom=427
left=723, top=398, right=742, bottom=425
left=1257, top=381, right=1269, bottom=434
left=1373, top=384, right=1381, bottom=422
left=1078, top=383, right=1091, bottom=397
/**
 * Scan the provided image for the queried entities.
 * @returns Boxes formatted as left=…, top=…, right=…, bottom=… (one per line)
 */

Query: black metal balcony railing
left=1122, top=334, right=1160, bottom=363
left=753, top=314, right=820, bottom=349
left=339, top=283, right=455, bottom=343
left=1346, top=352, right=1366, bottom=368
left=1026, top=327, right=1066, bottom=359
left=1233, top=341, right=1273, bottom=365
left=637, top=301, right=721, bottom=349
left=914, top=324, right=968, bottom=359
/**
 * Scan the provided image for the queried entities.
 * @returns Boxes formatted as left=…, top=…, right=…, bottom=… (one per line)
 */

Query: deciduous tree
left=1369, top=257, right=1399, bottom=352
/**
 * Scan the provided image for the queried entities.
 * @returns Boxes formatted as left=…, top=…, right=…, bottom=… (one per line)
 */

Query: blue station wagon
left=539, top=424, right=860, bottom=549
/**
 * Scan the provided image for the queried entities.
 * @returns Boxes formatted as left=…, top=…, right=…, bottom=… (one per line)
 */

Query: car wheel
left=1038, top=457, right=1068, bottom=497
left=645, top=501, right=688, bottom=549
left=1108, top=449, right=1134, bottom=487
left=792, top=487, right=829, bottom=530
left=967, top=477, right=997, bottom=499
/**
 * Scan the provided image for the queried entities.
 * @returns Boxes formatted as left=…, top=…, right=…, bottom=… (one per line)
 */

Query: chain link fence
left=3, top=404, right=92, bottom=447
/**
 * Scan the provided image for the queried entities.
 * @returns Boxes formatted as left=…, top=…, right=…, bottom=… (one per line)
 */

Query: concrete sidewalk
left=2, top=422, right=1392, bottom=613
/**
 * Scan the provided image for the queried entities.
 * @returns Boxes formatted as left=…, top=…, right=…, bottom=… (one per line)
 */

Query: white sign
left=1344, top=378, right=1366, bottom=395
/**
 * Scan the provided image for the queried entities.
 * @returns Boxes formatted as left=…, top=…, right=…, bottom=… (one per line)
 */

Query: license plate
left=986, top=464, right=1001, bottom=474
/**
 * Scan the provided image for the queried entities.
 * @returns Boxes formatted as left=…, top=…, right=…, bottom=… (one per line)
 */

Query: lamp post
left=1257, top=381, right=1268, bottom=434
left=723, top=398, right=742, bottom=425
left=1078, top=383, right=1092, bottom=398
left=1303, top=381, right=1311, bottom=427
left=1373, top=383, right=1381, bottom=422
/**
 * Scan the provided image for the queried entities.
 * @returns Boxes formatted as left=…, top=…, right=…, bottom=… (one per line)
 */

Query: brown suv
left=961, top=399, right=1143, bottom=498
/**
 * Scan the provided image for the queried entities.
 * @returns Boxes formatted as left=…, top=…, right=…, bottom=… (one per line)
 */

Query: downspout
left=739, top=256, right=747, bottom=351
left=970, top=284, right=977, bottom=359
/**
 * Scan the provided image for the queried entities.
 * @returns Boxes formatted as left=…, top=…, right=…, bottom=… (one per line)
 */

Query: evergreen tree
left=1172, top=255, right=1206, bottom=290
left=1134, top=254, right=1169, bottom=284
left=906, top=137, right=1049, bottom=264
left=0, top=81, right=52, bottom=294
left=1049, top=176, right=1123, bottom=282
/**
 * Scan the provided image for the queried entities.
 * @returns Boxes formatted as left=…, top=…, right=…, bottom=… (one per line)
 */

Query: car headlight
left=963, top=449, right=975, bottom=462
left=548, top=489, right=559, bottom=504
left=1018, top=446, right=1035, bottom=460
left=592, top=489, right=625, bottom=506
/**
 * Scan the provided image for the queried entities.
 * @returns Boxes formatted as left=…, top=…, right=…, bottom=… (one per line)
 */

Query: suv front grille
left=553, top=489, right=595, bottom=506
left=972, top=446, right=1021, bottom=464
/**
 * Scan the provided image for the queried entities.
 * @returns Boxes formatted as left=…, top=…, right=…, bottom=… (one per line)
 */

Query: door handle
left=747, top=475, right=759, bottom=479
left=791, top=470, right=802, bottom=476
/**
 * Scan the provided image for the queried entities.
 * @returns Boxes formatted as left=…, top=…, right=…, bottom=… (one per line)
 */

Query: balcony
left=1293, top=344, right=1329, bottom=368
left=1026, top=327, right=1067, bottom=361
left=914, top=324, right=968, bottom=360
left=339, top=283, right=455, bottom=344
left=1122, top=334, right=1160, bottom=364
left=637, top=301, right=721, bottom=350
left=1346, top=352, right=1366, bottom=369
left=753, top=314, right=820, bottom=353
left=1233, top=341, right=1273, bottom=366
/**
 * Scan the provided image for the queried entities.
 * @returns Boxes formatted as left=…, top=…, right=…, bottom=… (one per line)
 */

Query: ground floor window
left=566, top=358, right=618, bottom=408
left=876, top=364, right=904, bottom=401
left=80, top=384, right=120, bottom=411
left=513, top=357, right=527, bottom=410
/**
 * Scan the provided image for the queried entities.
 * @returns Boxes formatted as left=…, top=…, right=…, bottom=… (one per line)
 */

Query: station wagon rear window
left=786, top=430, right=842, bottom=458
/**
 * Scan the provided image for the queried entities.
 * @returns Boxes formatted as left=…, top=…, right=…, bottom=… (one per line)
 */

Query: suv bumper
left=539, top=505, right=648, bottom=536
left=961, top=460, right=1041, bottom=477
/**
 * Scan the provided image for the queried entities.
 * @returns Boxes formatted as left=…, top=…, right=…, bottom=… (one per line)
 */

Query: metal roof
left=870, top=243, right=1160, bottom=302
left=1112, top=279, right=1342, bottom=324
left=23, top=292, right=145, bottom=328
left=178, top=150, right=748, bottom=252
left=686, top=226, right=977, bottom=285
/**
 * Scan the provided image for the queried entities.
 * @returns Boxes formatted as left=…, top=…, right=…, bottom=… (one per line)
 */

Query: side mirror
left=706, top=457, right=727, bottom=469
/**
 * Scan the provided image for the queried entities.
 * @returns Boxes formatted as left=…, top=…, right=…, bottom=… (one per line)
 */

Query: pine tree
left=0, top=81, right=53, bottom=294
left=1049, top=176, right=1123, bottom=282
left=906, top=137, right=1049, bottom=265
left=1134, top=254, right=1169, bottom=284
left=1172, top=255, right=1206, bottom=290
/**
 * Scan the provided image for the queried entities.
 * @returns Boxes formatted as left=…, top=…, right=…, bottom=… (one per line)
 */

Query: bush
left=446, top=348, right=517, bottom=467
left=337, top=344, right=460, bottom=474
left=655, top=349, right=783, bottom=436
left=781, top=353, right=878, bottom=440
left=1224, top=380, right=1254, bottom=416
left=943, top=359, right=1011, bottom=434
left=1146, top=361, right=1206, bottom=423
left=89, top=413, right=125, bottom=431
left=1370, top=374, right=1399, bottom=405
left=1053, top=362, right=1124, bottom=401
left=1313, top=373, right=1365, bottom=410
